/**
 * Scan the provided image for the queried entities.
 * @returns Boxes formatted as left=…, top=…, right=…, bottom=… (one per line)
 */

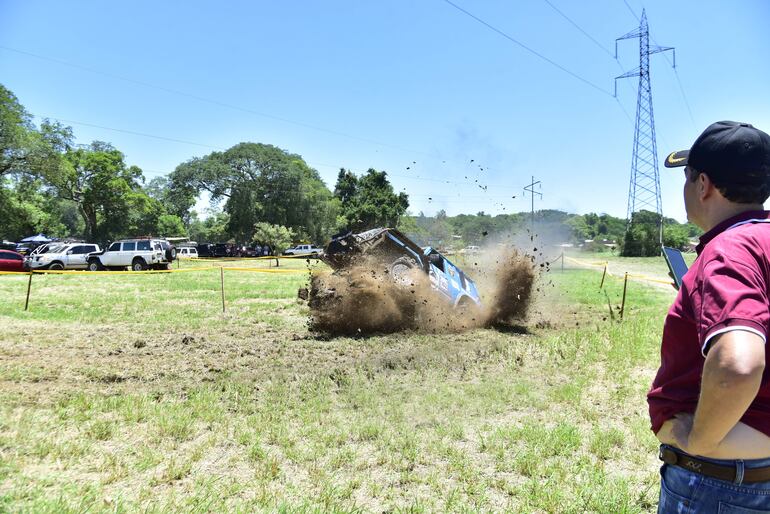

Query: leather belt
left=660, top=447, right=770, bottom=484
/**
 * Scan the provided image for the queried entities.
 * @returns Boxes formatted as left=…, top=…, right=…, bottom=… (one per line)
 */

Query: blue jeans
left=659, top=445, right=770, bottom=513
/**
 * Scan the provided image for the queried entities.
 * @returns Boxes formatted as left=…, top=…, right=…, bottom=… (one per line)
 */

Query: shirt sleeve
left=698, top=254, right=769, bottom=356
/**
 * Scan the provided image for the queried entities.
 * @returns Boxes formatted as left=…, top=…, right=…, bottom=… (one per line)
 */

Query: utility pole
left=615, top=9, right=674, bottom=247
left=523, top=175, right=542, bottom=235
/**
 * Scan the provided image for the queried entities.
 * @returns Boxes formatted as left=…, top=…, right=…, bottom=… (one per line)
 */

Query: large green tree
left=169, top=143, right=338, bottom=243
left=42, top=142, right=183, bottom=243
left=333, top=168, right=409, bottom=232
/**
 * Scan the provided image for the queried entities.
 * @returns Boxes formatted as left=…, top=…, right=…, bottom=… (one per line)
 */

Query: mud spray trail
left=306, top=250, right=536, bottom=335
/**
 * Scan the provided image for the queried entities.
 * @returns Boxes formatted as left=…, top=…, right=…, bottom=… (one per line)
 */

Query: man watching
left=648, top=121, right=770, bottom=512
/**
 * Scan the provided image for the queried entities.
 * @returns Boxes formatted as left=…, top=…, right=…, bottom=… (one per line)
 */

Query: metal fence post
left=620, top=272, right=629, bottom=320
left=24, top=271, right=33, bottom=311
left=220, top=266, right=226, bottom=313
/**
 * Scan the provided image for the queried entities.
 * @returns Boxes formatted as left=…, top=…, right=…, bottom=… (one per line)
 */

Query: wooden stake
left=599, top=263, right=608, bottom=290
left=561, top=252, right=564, bottom=273
left=24, top=271, right=33, bottom=311
left=220, top=266, right=225, bottom=313
left=620, top=272, right=629, bottom=320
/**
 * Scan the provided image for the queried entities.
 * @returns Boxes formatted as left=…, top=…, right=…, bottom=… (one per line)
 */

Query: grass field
left=0, top=253, right=677, bottom=512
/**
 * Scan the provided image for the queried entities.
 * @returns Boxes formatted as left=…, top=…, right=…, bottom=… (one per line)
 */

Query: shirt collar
left=696, top=210, right=770, bottom=255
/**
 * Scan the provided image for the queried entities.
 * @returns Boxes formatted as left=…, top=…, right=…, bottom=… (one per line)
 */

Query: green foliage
left=333, top=168, right=409, bottom=232
left=252, top=222, right=295, bottom=254
left=168, top=143, right=337, bottom=244
left=188, top=210, right=230, bottom=243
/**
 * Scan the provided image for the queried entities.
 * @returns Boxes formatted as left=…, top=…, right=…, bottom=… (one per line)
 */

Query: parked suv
left=28, top=242, right=101, bottom=270
left=86, top=238, right=177, bottom=271
left=283, top=244, right=323, bottom=257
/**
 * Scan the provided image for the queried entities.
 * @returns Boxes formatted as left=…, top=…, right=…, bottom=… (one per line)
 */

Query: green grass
left=0, top=255, right=673, bottom=512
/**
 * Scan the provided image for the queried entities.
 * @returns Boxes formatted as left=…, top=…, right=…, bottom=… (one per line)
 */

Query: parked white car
left=28, top=243, right=101, bottom=270
left=86, top=238, right=177, bottom=271
left=282, top=244, right=323, bottom=257
left=177, top=247, right=198, bottom=258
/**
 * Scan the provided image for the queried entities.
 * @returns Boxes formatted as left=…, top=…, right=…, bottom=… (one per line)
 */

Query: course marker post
left=24, top=271, right=33, bottom=311
left=620, top=272, right=629, bottom=320
left=220, top=266, right=226, bottom=313
left=599, top=263, right=608, bottom=290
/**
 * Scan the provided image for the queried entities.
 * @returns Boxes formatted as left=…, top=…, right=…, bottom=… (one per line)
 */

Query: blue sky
left=2, top=0, right=769, bottom=223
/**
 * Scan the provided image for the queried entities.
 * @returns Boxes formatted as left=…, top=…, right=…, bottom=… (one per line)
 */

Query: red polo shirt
left=648, top=210, right=770, bottom=436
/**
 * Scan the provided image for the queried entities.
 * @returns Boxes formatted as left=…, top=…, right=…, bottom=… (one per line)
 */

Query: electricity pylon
left=615, top=9, right=674, bottom=244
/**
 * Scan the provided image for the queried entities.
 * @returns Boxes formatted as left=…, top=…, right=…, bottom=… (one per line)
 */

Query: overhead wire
left=539, top=0, right=636, bottom=126
left=439, top=0, right=616, bottom=97
left=34, top=114, right=525, bottom=191
left=0, top=45, right=450, bottom=165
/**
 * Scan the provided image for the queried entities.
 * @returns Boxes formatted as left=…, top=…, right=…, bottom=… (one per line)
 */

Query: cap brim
left=664, top=150, right=689, bottom=168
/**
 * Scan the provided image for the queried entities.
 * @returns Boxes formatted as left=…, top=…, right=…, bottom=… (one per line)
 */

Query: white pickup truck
left=86, top=238, right=177, bottom=271
left=27, top=242, right=101, bottom=270
left=282, top=244, right=323, bottom=257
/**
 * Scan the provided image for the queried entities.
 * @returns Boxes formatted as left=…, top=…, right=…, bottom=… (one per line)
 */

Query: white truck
left=86, top=238, right=177, bottom=271
left=282, top=244, right=323, bottom=258
left=27, top=242, right=101, bottom=270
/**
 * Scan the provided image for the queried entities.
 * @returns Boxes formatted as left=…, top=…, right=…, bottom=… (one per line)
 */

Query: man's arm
left=679, top=330, right=765, bottom=455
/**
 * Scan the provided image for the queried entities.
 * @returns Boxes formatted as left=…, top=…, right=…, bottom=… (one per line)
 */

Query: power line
left=0, top=45, right=447, bottom=163
left=440, top=0, right=615, bottom=97
left=36, top=114, right=523, bottom=191
left=541, top=0, right=615, bottom=58
left=2, top=44, right=528, bottom=178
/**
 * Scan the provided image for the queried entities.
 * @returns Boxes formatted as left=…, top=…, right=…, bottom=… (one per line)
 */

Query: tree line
left=2, top=83, right=697, bottom=255
left=0, top=84, right=407, bottom=248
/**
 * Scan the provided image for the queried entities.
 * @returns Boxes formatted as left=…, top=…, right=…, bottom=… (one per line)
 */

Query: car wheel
left=165, top=247, right=177, bottom=261
left=48, top=262, right=64, bottom=270
left=87, top=259, right=103, bottom=272
left=132, top=258, right=148, bottom=272
left=389, top=256, right=418, bottom=287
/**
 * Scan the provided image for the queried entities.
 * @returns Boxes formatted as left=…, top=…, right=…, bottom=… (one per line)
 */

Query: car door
left=101, top=242, right=122, bottom=266
left=0, top=251, right=24, bottom=272
left=66, top=245, right=85, bottom=268
left=119, top=242, right=136, bottom=266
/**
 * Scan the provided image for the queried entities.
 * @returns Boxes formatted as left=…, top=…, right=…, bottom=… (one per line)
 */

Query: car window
left=190, top=249, right=198, bottom=255
left=70, top=245, right=85, bottom=254
left=0, top=251, right=9, bottom=259
left=137, top=240, right=151, bottom=251
left=85, top=245, right=97, bottom=253
left=122, top=242, right=136, bottom=251
left=154, top=243, right=162, bottom=251
left=0, top=251, right=22, bottom=261
left=108, top=242, right=121, bottom=251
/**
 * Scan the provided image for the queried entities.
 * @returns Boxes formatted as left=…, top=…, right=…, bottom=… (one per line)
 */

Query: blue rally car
left=323, top=228, right=482, bottom=310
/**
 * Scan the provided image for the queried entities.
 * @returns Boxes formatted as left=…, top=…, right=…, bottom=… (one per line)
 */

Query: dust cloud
left=305, top=247, right=537, bottom=336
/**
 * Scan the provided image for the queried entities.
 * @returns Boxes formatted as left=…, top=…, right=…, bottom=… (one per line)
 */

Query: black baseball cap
left=664, top=121, right=770, bottom=186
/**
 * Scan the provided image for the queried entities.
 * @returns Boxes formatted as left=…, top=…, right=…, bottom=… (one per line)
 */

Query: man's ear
left=698, top=172, right=718, bottom=200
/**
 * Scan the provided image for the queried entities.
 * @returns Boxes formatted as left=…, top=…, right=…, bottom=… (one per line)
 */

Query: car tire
left=457, top=297, right=482, bottom=318
left=165, top=247, right=177, bottom=261
left=389, top=256, right=418, bottom=287
left=48, top=262, right=64, bottom=270
left=87, top=259, right=104, bottom=272
left=132, top=258, right=148, bottom=272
